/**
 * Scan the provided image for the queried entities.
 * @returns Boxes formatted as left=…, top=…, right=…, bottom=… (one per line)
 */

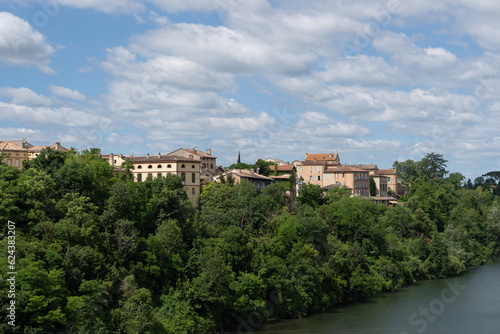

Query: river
left=256, top=258, right=500, bottom=334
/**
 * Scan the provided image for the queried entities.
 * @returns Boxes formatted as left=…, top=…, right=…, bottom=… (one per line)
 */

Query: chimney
left=146, top=153, right=150, bottom=158
left=189, top=155, right=193, bottom=159
left=55, top=142, right=61, bottom=150
left=158, top=153, right=161, bottom=158
left=305, top=153, right=308, bottom=160
left=207, top=148, right=211, bottom=155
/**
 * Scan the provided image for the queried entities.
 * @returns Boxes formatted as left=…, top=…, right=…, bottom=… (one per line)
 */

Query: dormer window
left=138, top=165, right=142, bottom=169
left=167, top=164, right=172, bottom=168
left=148, top=165, right=153, bottom=169
left=158, top=165, right=162, bottom=168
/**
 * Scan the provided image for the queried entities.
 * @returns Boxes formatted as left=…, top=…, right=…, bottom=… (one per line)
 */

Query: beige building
left=377, top=169, right=401, bottom=195
left=371, top=175, right=388, bottom=197
left=167, top=148, right=216, bottom=174
left=105, top=152, right=201, bottom=205
left=1, top=140, right=69, bottom=170
left=29, top=142, right=69, bottom=159
left=323, top=166, right=370, bottom=196
left=0, top=140, right=30, bottom=169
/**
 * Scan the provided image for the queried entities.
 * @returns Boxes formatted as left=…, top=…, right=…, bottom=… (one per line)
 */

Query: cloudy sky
left=1, top=0, right=500, bottom=179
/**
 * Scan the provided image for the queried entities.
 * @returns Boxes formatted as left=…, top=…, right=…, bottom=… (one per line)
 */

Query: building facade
left=167, top=148, right=216, bottom=175
left=1, top=140, right=69, bottom=170
left=105, top=152, right=201, bottom=205
left=215, top=169, right=274, bottom=190
left=0, top=140, right=30, bottom=169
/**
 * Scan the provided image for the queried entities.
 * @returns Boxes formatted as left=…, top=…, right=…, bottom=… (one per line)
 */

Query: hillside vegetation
left=1, top=149, right=499, bottom=333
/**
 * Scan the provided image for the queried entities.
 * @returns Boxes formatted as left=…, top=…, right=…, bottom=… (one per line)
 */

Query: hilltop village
left=0, top=139, right=401, bottom=206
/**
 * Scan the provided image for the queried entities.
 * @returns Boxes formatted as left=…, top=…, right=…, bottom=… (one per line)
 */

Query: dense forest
left=1, top=149, right=500, bottom=333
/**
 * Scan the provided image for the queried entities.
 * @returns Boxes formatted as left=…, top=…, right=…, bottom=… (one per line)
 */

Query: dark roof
left=378, top=169, right=397, bottom=175
left=227, top=169, right=274, bottom=181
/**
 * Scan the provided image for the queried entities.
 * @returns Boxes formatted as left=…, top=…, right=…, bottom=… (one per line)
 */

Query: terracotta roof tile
left=127, top=154, right=200, bottom=163
left=0, top=141, right=27, bottom=151
left=305, top=153, right=338, bottom=161
left=269, top=164, right=295, bottom=171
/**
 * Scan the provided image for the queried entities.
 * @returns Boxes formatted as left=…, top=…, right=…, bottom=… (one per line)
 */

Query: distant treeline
left=0, top=149, right=499, bottom=333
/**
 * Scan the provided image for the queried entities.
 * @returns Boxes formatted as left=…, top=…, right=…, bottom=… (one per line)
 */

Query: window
left=388, top=177, right=392, bottom=183
left=317, top=175, right=321, bottom=181
left=192, top=165, right=195, bottom=168
left=147, top=173, right=153, bottom=179
left=138, top=165, right=142, bottom=169
left=15, top=160, right=20, bottom=167
left=192, top=188, right=195, bottom=195
left=192, top=173, right=195, bottom=183
left=342, top=173, right=345, bottom=178
left=157, top=173, right=162, bottom=178
left=210, top=164, right=213, bottom=169
left=202, top=163, right=206, bottom=169
left=181, top=173, right=186, bottom=184
left=158, top=165, right=162, bottom=168
left=309, top=175, right=313, bottom=182
left=137, top=174, right=142, bottom=182
left=300, top=167, right=303, bottom=173
left=181, top=164, right=185, bottom=168
left=309, top=167, right=313, bottom=173
left=148, top=165, right=152, bottom=169
left=167, top=164, right=172, bottom=168
left=7, top=159, right=11, bottom=166
left=326, top=173, right=330, bottom=178
left=317, top=166, right=321, bottom=173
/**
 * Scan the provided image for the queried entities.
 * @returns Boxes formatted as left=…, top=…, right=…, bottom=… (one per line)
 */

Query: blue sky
left=1, top=0, right=500, bottom=180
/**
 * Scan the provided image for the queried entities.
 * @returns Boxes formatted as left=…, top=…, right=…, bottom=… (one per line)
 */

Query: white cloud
left=0, top=102, right=112, bottom=128
left=0, top=87, right=52, bottom=106
left=0, top=127, right=43, bottom=140
left=0, top=12, right=55, bottom=73
left=49, top=85, right=86, bottom=101
left=53, top=0, right=143, bottom=13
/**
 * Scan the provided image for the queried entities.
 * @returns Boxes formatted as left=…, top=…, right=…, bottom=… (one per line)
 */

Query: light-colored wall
left=1, top=150, right=29, bottom=170
left=130, top=160, right=201, bottom=205
left=296, top=164, right=324, bottom=186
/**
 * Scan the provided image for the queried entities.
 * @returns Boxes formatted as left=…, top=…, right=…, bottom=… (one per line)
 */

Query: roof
left=0, top=141, right=27, bottom=151
left=168, top=148, right=216, bottom=158
left=269, top=164, right=295, bottom=172
left=324, top=166, right=369, bottom=173
left=305, top=153, right=339, bottom=161
left=227, top=169, right=274, bottom=181
left=126, top=154, right=200, bottom=163
left=270, top=174, right=292, bottom=180
left=294, top=160, right=340, bottom=166
left=343, top=164, right=379, bottom=170
left=377, top=169, right=397, bottom=175
left=29, top=144, right=69, bottom=152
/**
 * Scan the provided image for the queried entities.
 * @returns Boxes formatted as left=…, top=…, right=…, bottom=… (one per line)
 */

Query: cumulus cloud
left=49, top=85, right=86, bottom=100
left=0, top=12, right=55, bottom=73
left=0, top=87, right=52, bottom=106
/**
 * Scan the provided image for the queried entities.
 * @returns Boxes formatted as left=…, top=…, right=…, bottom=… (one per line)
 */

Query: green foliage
left=369, top=176, right=376, bottom=196
left=0, top=150, right=498, bottom=333
left=297, top=183, right=324, bottom=208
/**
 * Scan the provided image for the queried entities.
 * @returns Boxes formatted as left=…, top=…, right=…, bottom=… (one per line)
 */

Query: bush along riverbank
left=0, top=150, right=499, bottom=333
